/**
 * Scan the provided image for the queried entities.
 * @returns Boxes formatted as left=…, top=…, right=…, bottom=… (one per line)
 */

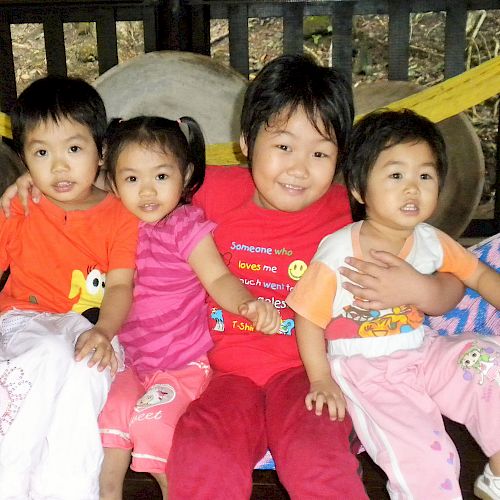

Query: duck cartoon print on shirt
left=68, top=266, right=106, bottom=322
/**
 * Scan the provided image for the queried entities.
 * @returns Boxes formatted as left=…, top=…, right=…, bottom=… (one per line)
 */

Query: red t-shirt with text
left=194, top=165, right=351, bottom=385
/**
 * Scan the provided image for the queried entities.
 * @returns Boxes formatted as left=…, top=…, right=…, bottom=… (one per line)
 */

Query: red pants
left=167, top=366, right=367, bottom=499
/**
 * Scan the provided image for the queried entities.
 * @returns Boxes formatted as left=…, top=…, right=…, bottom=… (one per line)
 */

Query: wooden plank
left=388, top=1, right=409, bottom=81
left=331, top=1, right=355, bottom=85
left=44, top=12, right=67, bottom=76
left=190, top=4, right=211, bottom=55
left=0, top=10, right=17, bottom=113
left=228, top=3, right=249, bottom=77
left=283, top=3, right=303, bottom=55
left=444, top=0, right=467, bottom=78
left=2, top=0, right=145, bottom=5
left=96, top=9, right=119, bottom=74
left=142, top=3, right=159, bottom=52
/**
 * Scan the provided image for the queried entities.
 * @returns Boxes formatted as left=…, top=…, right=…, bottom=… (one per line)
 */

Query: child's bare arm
left=463, top=261, right=500, bottom=309
left=188, top=234, right=281, bottom=334
left=340, top=251, right=464, bottom=315
left=75, top=267, right=134, bottom=374
left=295, top=314, right=346, bottom=421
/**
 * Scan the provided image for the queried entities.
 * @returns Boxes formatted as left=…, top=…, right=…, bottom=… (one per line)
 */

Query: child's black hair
left=342, top=109, right=448, bottom=221
left=240, top=54, right=354, bottom=168
left=10, top=75, right=107, bottom=157
left=105, top=115, right=205, bottom=205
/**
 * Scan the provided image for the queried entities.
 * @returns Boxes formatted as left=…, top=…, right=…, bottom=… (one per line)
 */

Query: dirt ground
left=9, top=11, right=499, bottom=211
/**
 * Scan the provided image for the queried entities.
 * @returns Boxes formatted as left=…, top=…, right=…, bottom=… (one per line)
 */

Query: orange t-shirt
left=0, top=195, right=138, bottom=315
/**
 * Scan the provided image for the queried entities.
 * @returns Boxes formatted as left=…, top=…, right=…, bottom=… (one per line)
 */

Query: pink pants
left=331, top=332, right=500, bottom=500
left=167, top=366, right=368, bottom=500
left=98, top=358, right=211, bottom=474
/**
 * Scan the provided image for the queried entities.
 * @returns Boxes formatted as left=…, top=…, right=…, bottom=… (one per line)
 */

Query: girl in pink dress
left=97, top=116, right=281, bottom=500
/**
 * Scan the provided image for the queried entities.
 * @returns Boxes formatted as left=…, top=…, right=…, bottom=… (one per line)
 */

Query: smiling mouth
left=53, top=181, right=74, bottom=192
left=280, top=183, right=306, bottom=192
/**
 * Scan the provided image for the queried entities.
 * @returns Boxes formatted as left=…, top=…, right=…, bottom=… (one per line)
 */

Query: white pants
left=0, top=310, right=114, bottom=500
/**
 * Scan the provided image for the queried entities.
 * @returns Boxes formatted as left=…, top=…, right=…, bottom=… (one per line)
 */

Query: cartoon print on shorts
left=211, top=308, right=225, bottom=332
left=135, top=384, right=176, bottom=412
left=68, top=266, right=106, bottom=315
left=0, top=361, right=32, bottom=436
left=279, top=318, right=294, bottom=336
left=458, top=341, right=500, bottom=386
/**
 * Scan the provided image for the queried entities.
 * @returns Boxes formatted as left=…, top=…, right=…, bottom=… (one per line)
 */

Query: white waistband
left=327, top=327, right=425, bottom=358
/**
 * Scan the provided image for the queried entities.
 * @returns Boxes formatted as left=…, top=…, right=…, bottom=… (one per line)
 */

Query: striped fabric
left=119, top=204, right=215, bottom=377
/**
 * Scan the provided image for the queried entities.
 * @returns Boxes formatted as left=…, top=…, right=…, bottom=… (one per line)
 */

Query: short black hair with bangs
left=11, top=75, right=107, bottom=158
left=240, top=54, right=354, bottom=170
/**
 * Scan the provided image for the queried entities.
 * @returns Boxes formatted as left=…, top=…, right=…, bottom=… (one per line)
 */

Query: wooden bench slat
left=44, top=13, right=67, bottom=77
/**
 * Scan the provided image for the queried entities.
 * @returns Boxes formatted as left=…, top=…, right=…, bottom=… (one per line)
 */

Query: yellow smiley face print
left=288, top=260, right=307, bottom=281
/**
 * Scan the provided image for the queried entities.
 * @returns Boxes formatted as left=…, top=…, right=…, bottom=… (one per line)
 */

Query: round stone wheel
left=354, top=81, right=484, bottom=238
left=93, top=50, right=248, bottom=145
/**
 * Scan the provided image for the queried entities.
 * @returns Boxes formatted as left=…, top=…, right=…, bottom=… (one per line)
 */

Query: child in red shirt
left=167, top=55, right=464, bottom=499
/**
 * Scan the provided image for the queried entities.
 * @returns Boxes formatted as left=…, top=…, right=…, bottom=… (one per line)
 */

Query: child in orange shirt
left=0, top=76, right=138, bottom=500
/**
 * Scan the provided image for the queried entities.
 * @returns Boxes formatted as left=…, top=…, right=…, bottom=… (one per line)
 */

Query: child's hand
left=306, top=378, right=346, bottom=421
left=0, top=173, right=39, bottom=217
left=238, top=299, right=281, bottom=334
left=74, top=328, right=118, bottom=375
left=340, top=251, right=423, bottom=310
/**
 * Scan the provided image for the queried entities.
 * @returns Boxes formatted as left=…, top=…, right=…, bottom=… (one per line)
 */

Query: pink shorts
left=98, top=357, right=211, bottom=474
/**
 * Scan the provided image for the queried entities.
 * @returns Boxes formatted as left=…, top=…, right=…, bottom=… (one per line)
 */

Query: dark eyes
left=276, top=145, right=328, bottom=158
left=125, top=174, right=168, bottom=182
left=34, top=146, right=80, bottom=156
left=389, top=172, right=434, bottom=180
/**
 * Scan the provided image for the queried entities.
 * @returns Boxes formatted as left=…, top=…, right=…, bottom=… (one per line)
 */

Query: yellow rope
left=377, top=55, right=500, bottom=123
left=0, top=112, right=11, bottom=141
left=2, top=55, right=499, bottom=166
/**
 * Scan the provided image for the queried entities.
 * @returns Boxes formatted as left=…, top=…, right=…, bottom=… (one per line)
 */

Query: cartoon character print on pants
left=458, top=341, right=500, bottom=386
left=0, top=361, right=32, bottom=436
left=131, top=384, right=177, bottom=425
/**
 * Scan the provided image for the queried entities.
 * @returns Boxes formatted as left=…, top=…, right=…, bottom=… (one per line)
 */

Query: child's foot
left=474, top=464, right=500, bottom=500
